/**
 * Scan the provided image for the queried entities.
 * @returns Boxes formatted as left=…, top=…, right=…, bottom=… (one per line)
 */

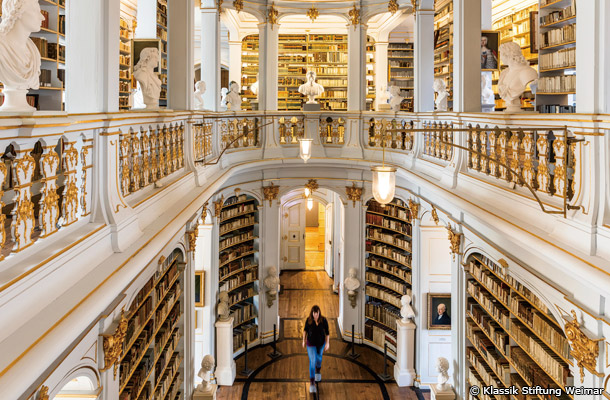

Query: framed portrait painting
left=428, top=293, right=452, bottom=330
left=481, top=31, right=500, bottom=71
left=195, top=271, right=205, bottom=307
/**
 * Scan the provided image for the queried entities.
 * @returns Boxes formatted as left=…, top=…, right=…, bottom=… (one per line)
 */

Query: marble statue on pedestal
left=264, top=266, right=280, bottom=307
left=217, top=291, right=230, bottom=321
left=344, top=268, right=361, bottom=308
left=400, top=295, right=415, bottom=322
left=133, top=48, right=162, bottom=109
left=220, top=87, right=228, bottom=110
left=388, top=84, right=404, bottom=112
left=435, top=357, right=450, bottom=391
left=194, top=80, right=206, bottom=110
left=433, top=78, right=449, bottom=112
left=498, top=42, right=537, bottom=113
left=481, top=72, right=495, bottom=112
left=298, top=71, right=324, bottom=104
left=195, top=355, right=216, bottom=394
left=0, top=0, right=44, bottom=112
left=225, top=81, right=241, bottom=111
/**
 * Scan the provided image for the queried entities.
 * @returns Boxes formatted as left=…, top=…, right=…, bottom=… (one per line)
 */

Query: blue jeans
left=306, top=345, right=324, bottom=379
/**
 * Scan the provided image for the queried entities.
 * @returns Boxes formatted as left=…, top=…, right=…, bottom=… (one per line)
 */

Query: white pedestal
left=215, top=317, right=236, bottom=386
left=192, top=385, right=217, bottom=400
left=393, top=319, right=416, bottom=386
left=430, top=384, right=456, bottom=400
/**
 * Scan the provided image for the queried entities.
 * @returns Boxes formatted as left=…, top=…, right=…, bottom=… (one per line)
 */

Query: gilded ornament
left=214, top=195, right=224, bottom=218
left=38, top=385, right=49, bottom=400
left=268, top=3, right=279, bottom=28
left=306, top=5, right=319, bottom=22
left=345, top=183, right=363, bottom=207
left=408, top=199, right=419, bottom=221
left=100, top=309, right=128, bottom=379
left=563, top=310, right=603, bottom=383
left=233, top=0, right=243, bottom=12
left=217, top=0, right=223, bottom=15
left=202, top=201, right=209, bottom=220
left=447, top=224, right=462, bottom=260
left=11, top=153, right=36, bottom=251
left=305, top=179, right=319, bottom=194
left=263, top=183, right=279, bottom=207
left=388, top=0, right=398, bottom=14
left=431, top=205, right=439, bottom=225
left=348, top=4, right=360, bottom=26
left=410, top=0, right=418, bottom=11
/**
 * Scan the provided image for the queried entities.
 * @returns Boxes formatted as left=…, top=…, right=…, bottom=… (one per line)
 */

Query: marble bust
left=220, top=87, right=228, bottom=110
left=400, top=294, right=415, bottom=322
left=298, top=71, right=324, bottom=104
left=195, top=355, right=215, bottom=393
left=264, top=266, right=280, bottom=307
left=225, top=81, right=241, bottom=111
left=194, top=80, right=206, bottom=110
left=481, top=73, right=495, bottom=108
left=433, top=78, right=449, bottom=111
left=498, top=42, right=537, bottom=113
left=217, top=291, right=230, bottom=321
left=344, top=268, right=361, bottom=308
left=388, top=84, right=404, bottom=112
left=0, top=0, right=44, bottom=112
left=250, top=73, right=259, bottom=99
left=435, top=357, right=450, bottom=391
left=377, top=85, right=391, bottom=109
left=133, top=47, right=162, bottom=109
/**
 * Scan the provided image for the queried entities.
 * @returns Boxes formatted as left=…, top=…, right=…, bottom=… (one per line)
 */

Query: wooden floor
left=217, top=270, right=428, bottom=400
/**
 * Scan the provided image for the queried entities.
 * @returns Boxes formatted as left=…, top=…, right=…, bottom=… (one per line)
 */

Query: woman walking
left=302, top=305, right=330, bottom=393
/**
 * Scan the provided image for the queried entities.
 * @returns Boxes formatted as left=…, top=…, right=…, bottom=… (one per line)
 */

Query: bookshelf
left=157, top=0, right=168, bottom=107
left=119, top=251, right=184, bottom=400
left=465, top=253, right=573, bottom=400
left=491, top=4, right=538, bottom=111
left=241, top=35, right=259, bottom=111
left=366, top=36, right=376, bottom=111
left=364, top=198, right=413, bottom=360
left=536, top=0, right=576, bottom=113
left=0, top=0, right=66, bottom=110
left=218, top=194, right=260, bottom=355
left=434, top=0, right=453, bottom=110
left=388, top=42, right=414, bottom=112
left=119, top=17, right=134, bottom=111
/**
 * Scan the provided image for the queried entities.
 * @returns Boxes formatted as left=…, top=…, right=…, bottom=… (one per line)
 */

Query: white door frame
left=280, top=197, right=307, bottom=270
left=324, top=202, right=333, bottom=277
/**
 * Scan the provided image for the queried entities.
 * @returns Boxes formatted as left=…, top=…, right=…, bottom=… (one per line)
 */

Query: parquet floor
left=217, top=270, right=428, bottom=400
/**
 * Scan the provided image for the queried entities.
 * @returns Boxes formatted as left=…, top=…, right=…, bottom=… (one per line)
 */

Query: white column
left=481, top=0, right=492, bottom=30
left=414, top=10, right=435, bottom=112
left=168, top=0, right=194, bottom=109
left=259, top=201, right=280, bottom=343
left=229, top=40, right=242, bottom=86
left=452, top=0, right=481, bottom=112
left=375, top=41, right=389, bottom=109
left=451, top=249, right=467, bottom=398
left=347, top=23, right=367, bottom=111
left=200, top=1, right=221, bottom=111
left=66, top=0, right=120, bottom=112
left=258, top=22, right=279, bottom=111
left=394, top=319, right=416, bottom=386
left=215, top=317, right=236, bottom=385
left=576, top=0, right=604, bottom=113
left=602, top=0, right=610, bottom=113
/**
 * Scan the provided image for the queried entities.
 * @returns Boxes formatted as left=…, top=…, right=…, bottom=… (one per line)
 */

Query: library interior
left=0, top=0, right=610, bottom=399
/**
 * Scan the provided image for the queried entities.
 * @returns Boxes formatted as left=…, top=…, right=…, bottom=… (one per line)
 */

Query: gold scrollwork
left=38, top=385, right=49, bottom=400
left=563, top=310, right=604, bottom=383
left=268, top=3, right=278, bottom=27
left=263, top=182, right=280, bottom=207
left=447, top=224, right=462, bottom=260
left=100, top=309, right=128, bottom=379
left=348, top=4, right=360, bottom=26
left=408, top=199, right=420, bottom=221
left=431, top=205, right=439, bottom=225
left=345, top=183, right=363, bottom=207
left=388, top=0, right=398, bottom=14
left=305, top=179, right=319, bottom=194
left=187, top=229, right=197, bottom=255
left=306, top=5, right=319, bottom=22
left=214, top=195, right=224, bottom=218
left=233, top=0, right=243, bottom=12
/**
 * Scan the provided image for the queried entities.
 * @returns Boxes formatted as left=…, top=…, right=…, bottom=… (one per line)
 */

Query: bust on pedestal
left=215, top=292, right=236, bottom=385
left=497, top=42, right=537, bottom=113
left=0, top=0, right=44, bottom=113
left=225, top=82, right=242, bottom=112
left=194, top=80, right=207, bottom=110
left=193, top=355, right=217, bottom=400
left=377, top=85, right=391, bottom=111
left=388, top=84, right=404, bottom=112
left=433, top=79, right=449, bottom=112
left=481, top=72, right=495, bottom=112
left=344, top=268, right=361, bottom=308
left=299, top=71, right=324, bottom=111
left=430, top=357, right=455, bottom=400
left=394, top=294, right=416, bottom=386
left=264, top=266, right=280, bottom=307
left=134, top=48, right=162, bottom=110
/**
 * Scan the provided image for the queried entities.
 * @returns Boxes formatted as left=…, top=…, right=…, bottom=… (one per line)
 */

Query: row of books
left=467, top=369, right=496, bottom=400
left=364, top=320, right=397, bottom=355
left=540, top=3, right=576, bottom=26
left=120, top=81, right=131, bottom=93
left=120, top=54, right=131, bottom=66
left=366, top=213, right=411, bottom=235
left=467, top=285, right=510, bottom=330
left=125, top=297, right=153, bottom=348
left=538, top=74, right=576, bottom=93
left=389, top=61, right=413, bottom=68
left=366, top=271, right=409, bottom=294
left=537, top=104, right=575, bottom=113
left=120, top=321, right=153, bottom=386
left=540, top=47, right=575, bottom=70
left=223, top=194, right=251, bottom=208
left=511, top=347, right=570, bottom=389
left=154, top=354, right=180, bottom=400
left=120, top=42, right=130, bottom=53
left=317, top=79, right=348, bottom=87
left=388, top=51, right=413, bottom=58
left=220, top=203, right=256, bottom=221
left=31, top=37, right=64, bottom=61
left=220, top=231, right=254, bottom=251
left=365, top=301, right=400, bottom=331
left=41, top=10, right=50, bottom=29
left=154, top=288, right=180, bottom=331
left=467, top=348, right=508, bottom=388
left=310, top=53, right=347, bottom=63
left=366, top=227, right=411, bottom=251
left=119, top=350, right=153, bottom=400
left=221, top=268, right=258, bottom=293
left=219, top=244, right=254, bottom=266
left=39, top=69, right=53, bottom=87
left=156, top=264, right=178, bottom=303
left=366, top=285, right=402, bottom=308
left=467, top=325, right=510, bottom=382
left=366, top=258, right=411, bottom=282
left=231, top=302, right=256, bottom=326
left=233, top=323, right=258, bottom=351
left=219, top=216, right=256, bottom=235
left=469, top=261, right=510, bottom=305
left=367, top=243, right=412, bottom=266
left=540, top=23, right=576, bottom=48
left=228, top=286, right=257, bottom=307
left=391, top=71, right=414, bottom=78
left=469, top=307, right=509, bottom=355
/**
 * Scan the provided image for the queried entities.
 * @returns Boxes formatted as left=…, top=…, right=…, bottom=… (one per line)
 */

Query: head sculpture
left=195, top=81, right=206, bottom=93
left=135, top=47, right=159, bottom=71
left=306, top=70, right=317, bottom=82
left=268, top=266, right=277, bottom=276
left=401, top=294, right=411, bottom=306
left=229, top=81, right=240, bottom=93
left=433, top=78, right=447, bottom=93
left=219, top=291, right=229, bottom=303
left=201, top=354, right=215, bottom=371
left=499, top=42, right=527, bottom=67
left=389, top=84, right=401, bottom=97
left=0, top=0, right=44, bottom=39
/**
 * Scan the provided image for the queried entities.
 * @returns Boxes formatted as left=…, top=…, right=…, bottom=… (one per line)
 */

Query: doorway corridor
left=216, top=270, right=426, bottom=399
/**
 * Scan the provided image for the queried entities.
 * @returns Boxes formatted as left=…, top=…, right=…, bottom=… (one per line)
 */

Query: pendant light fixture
left=307, top=197, right=314, bottom=210
left=371, top=135, right=396, bottom=205
left=299, top=138, right=313, bottom=163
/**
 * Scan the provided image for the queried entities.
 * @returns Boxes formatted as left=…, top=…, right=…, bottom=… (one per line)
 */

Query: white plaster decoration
left=225, top=81, right=241, bottom=111
left=10, top=151, right=36, bottom=251
left=433, top=78, right=449, bottom=112
left=133, top=48, right=162, bottom=109
left=298, top=71, right=324, bottom=105
left=436, top=357, right=450, bottom=391
left=377, top=84, right=391, bottom=110
left=217, top=291, right=230, bottom=321
left=400, top=294, right=415, bottom=322
left=344, top=267, right=361, bottom=308
left=498, top=42, right=537, bottom=113
left=394, top=319, right=416, bottom=386
left=194, top=80, right=207, bottom=110
left=220, top=87, right=228, bottom=110
left=215, top=317, right=236, bottom=385
left=481, top=72, right=495, bottom=112
left=264, top=266, right=280, bottom=307
left=389, top=84, right=404, bottom=112
left=39, top=147, right=60, bottom=238
left=194, top=354, right=217, bottom=396
left=0, top=0, right=44, bottom=112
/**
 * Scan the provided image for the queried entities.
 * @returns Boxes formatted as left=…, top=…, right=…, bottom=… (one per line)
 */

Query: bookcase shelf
left=388, top=42, right=414, bottom=111
left=434, top=0, right=453, bottom=111
left=465, top=253, right=573, bottom=400
left=119, top=251, right=184, bottom=400
left=119, top=17, right=133, bottom=110
left=218, top=194, right=260, bottom=355
left=364, top=198, right=413, bottom=361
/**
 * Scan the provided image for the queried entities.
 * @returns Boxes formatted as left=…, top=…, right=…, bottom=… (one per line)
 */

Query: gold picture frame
left=427, top=293, right=452, bottom=330
left=195, top=271, right=205, bottom=307
left=481, top=30, right=500, bottom=71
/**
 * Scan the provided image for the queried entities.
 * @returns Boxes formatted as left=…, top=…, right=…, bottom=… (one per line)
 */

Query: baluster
left=374, top=119, right=383, bottom=147
left=552, top=135, right=566, bottom=196
left=167, top=126, right=174, bottom=172
left=319, top=118, right=327, bottom=143
left=80, top=136, right=93, bottom=216
left=434, top=123, right=441, bottom=159
left=390, top=120, right=397, bottom=149
left=405, top=121, right=413, bottom=151
left=479, top=129, right=488, bottom=174
left=367, top=119, right=376, bottom=147
left=157, top=127, right=166, bottom=178
left=131, top=130, right=141, bottom=191
left=38, top=145, right=60, bottom=238
left=330, top=118, right=337, bottom=144
left=498, top=130, right=508, bottom=181
left=423, top=122, right=430, bottom=155
left=178, top=124, right=185, bottom=168
left=119, top=132, right=131, bottom=195
left=141, top=130, right=150, bottom=187
left=61, top=142, right=80, bottom=226
left=170, top=125, right=177, bottom=172
left=488, top=129, right=499, bottom=178
left=508, top=131, right=521, bottom=184
left=0, top=161, right=7, bottom=259
left=247, top=119, right=256, bottom=147
left=521, top=130, right=535, bottom=187
left=150, top=129, right=159, bottom=182
left=466, top=126, right=474, bottom=169
left=279, top=118, right=287, bottom=145
left=439, top=124, right=446, bottom=160
left=447, top=124, right=453, bottom=159
left=568, top=132, right=577, bottom=198
left=536, top=133, right=551, bottom=193
left=338, top=118, right=345, bottom=145
left=10, top=150, right=36, bottom=251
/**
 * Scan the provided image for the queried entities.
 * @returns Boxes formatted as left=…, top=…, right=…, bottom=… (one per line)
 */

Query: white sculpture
left=194, top=80, right=206, bottom=110
left=133, top=47, right=162, bottom=109
left=220, top=87, right=228, bottom=110
left=344, top=268, right=361, bottom=308
left=250, top=73, right=259, bottom=99
left=264, top=266, right=280, bottom=307
left=378, top=85, right=390, bottom=105
left=481, top=73, right=495, bottom=107
left=388, top=84, right=404, bottom=112
left=497, top=42, right=538, bottom=113
left=0, top=0, right=44, bottom=112
left=400, top=294, right=415, bottom=322
left=195, top=355, right=216, bottom=394
left=217, top=291, right=230, bottom=321
left=436, top=357, right=450, bottom=391
left=225, top=81, right=241, bottom=111
left=298, top=70, right=324, bottom=104
left=433, top=78, right=449, bottom=111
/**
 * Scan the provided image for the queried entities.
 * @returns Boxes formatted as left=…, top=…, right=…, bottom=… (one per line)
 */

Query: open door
left=324, top=202, right=333, bottom=277
left=281, top=199, right=306, bottom=270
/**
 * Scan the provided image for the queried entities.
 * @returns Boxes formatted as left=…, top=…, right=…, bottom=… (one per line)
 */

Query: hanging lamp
left=299, top=137, right=313, bottom=163
left=371, top=134, right=396, bottom=205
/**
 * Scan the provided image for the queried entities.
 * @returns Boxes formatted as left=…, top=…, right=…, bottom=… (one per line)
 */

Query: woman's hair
left=134, top=47, right=158, bottom=72
left=0, top=0, right=27, bottom=35
left=307, top=305, right=322, bottom=325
